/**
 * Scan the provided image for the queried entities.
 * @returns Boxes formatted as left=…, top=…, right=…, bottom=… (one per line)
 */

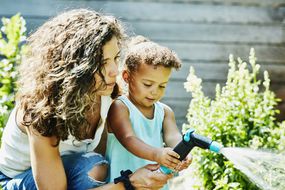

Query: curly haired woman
left=0, top=9, right=171, bottom=190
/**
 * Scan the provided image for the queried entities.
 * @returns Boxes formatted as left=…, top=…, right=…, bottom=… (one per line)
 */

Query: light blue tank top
left=106, top=95, right=167, bottom=187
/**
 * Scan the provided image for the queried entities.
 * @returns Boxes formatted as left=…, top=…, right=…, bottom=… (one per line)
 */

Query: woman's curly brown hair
left=16, top=9, right=125, bottom=142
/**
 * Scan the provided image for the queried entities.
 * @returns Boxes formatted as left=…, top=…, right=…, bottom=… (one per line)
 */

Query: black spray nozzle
left=160, top=128, right=223, bottom=174
left=173, top=128, right=222, bottom=161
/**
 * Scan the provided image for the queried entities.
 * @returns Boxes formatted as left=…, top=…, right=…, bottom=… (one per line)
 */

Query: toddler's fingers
left=167, top=150, right=180, bottom=159
left=186, top=160, right=192, bottom=167
left=183, top=156, right=192, bottom=167
left=177, top=160, right=191, bottom=171
left=184, top=154, right=193, bottom=163
left=167, top=155, right=180, bottom=165
left=167, top=160, right=181, bottom=169
left=162, top=160, right=176, bottom=170
left=179, top=164, right=188, bottom=170
left=178, top=162, right=188, bottom=170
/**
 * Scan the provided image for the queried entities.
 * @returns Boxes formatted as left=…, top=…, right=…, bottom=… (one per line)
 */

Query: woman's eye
left=159, top=86, right=166, bottom=89
left=115, top=56, right=120, bottom=62
left=143, top=84, right=151, bottom=87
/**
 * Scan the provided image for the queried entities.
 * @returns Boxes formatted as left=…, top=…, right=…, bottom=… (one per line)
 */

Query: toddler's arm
left=162, top=103, right=192, bottom=171
left=107, top=100, right=180, bottom=169
left=162, top=103, right=182, bottom=147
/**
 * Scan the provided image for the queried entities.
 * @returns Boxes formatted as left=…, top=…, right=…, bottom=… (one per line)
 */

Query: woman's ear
left=122, top=70, right=129, bottom=83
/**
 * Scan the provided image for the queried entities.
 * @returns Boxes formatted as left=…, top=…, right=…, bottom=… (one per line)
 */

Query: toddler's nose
left=151, top=89, right=158, bottom=96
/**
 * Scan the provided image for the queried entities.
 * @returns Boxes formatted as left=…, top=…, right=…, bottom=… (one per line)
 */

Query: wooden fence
left=1, top=0, right=285, bottom=127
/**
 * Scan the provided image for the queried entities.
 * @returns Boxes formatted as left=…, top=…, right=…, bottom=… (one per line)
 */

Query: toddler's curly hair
left=124, top=35, right=181, bottom=72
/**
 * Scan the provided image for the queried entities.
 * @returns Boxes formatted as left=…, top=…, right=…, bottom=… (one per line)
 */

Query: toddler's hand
left=175, top=154, right=192, bottom=172
left=155, top=147, right=180, bottom=170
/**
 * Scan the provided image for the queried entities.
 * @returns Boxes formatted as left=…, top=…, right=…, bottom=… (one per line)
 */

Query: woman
left=0, top=9, right=171, bottom=190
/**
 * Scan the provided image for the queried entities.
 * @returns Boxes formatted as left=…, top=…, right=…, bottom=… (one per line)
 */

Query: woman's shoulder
left=15, top=106, right=60, bottom=145
left=13, top=106, right=28, bottom=134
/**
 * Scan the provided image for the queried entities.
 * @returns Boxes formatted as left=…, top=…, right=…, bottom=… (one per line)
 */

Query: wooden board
left=0, top=1, right=283, bottom=24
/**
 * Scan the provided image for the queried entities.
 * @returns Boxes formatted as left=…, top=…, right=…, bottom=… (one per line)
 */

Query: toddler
left=106, top=36, right=192, bottom=189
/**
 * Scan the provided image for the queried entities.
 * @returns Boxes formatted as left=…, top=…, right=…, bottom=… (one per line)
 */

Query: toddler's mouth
left=146, top=97, right=155, bottom=101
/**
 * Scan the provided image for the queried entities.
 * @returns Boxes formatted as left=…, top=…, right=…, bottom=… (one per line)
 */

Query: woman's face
left=95, top=36, right=120, bottom=96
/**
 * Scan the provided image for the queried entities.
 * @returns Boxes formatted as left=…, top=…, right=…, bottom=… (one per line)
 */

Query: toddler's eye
left=159, top=86, right=166, bottom=89
left=143, top=83, right=151, bottom=87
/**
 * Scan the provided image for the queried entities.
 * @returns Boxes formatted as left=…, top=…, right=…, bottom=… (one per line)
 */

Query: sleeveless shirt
left=0, top=96, right=112, bottom=178
left=106, top=95, right=165, bottom=182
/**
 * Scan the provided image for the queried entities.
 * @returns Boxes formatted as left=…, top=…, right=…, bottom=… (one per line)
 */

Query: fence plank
left=129, top=21, right=285, bottom=43
left=108, top=0, right=285, bottom=7
left=17, top=18, right=285, bottom=44
left=171, top=62, right=285, bottom=83
left=164, top=79, right=285, bottom=99
left=1, top=0, right=281, bottom=24
left=161, top=98, right=190, bottom=119
left=161, top=42, right=285, bottom=64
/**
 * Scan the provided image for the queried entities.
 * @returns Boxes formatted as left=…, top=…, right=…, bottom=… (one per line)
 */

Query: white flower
left=184, top=67, right=202, bottom=92
left=184, top=76, right=202, bottom=92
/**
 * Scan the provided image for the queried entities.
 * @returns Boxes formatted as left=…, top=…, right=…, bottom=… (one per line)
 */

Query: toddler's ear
left=122, top=70, right=129, bottom=83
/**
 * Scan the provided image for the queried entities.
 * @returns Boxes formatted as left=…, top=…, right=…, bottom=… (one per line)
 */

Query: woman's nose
left=109, top=62, right=119, bottom=77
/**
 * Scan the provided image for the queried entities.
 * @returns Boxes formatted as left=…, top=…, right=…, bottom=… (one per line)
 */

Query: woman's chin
left=97, top=88, right=114, bottom=96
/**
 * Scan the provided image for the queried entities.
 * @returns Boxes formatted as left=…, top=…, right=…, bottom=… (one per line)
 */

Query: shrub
left=183, top=49, right=285, bottom=189
left=0, top=13, right=26, bottom=141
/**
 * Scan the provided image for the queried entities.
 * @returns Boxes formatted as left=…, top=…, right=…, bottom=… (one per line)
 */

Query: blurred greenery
left=0, top=13, right=26, bottom=143
left=183, top=49, right=285, bottom=190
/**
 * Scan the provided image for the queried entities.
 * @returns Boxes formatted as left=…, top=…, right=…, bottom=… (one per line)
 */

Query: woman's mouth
left=106, top=82, right=116, bottom=87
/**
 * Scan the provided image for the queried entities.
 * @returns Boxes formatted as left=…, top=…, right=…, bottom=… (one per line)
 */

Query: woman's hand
left=154, top=147, right=180, bottom=170
left=175, top=154, right=192, bottom=172
left=129, top=164, right=172, bottom=190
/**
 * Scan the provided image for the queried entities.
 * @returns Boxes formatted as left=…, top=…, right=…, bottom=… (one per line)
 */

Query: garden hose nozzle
left=160, top=128, right=223, bottom=174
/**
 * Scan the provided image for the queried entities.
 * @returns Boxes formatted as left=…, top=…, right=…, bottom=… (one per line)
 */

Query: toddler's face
left=127, top=63, right=172, bottom=108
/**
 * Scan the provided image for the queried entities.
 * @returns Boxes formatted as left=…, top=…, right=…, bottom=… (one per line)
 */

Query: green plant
left=0, top=13, right=26, bottom=141
left=183, top=49, right=285, bottom=189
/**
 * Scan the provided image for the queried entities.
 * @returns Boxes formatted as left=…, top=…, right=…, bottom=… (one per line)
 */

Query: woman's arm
left=92, top=164, right=171, bottom=190
left=26, top=127, right=67, bottom=190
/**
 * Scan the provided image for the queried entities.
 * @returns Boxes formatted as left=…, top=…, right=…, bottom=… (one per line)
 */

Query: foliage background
left=183, top=49, right=285, bottom=189
left=0, top=14, right=26, bottom=142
